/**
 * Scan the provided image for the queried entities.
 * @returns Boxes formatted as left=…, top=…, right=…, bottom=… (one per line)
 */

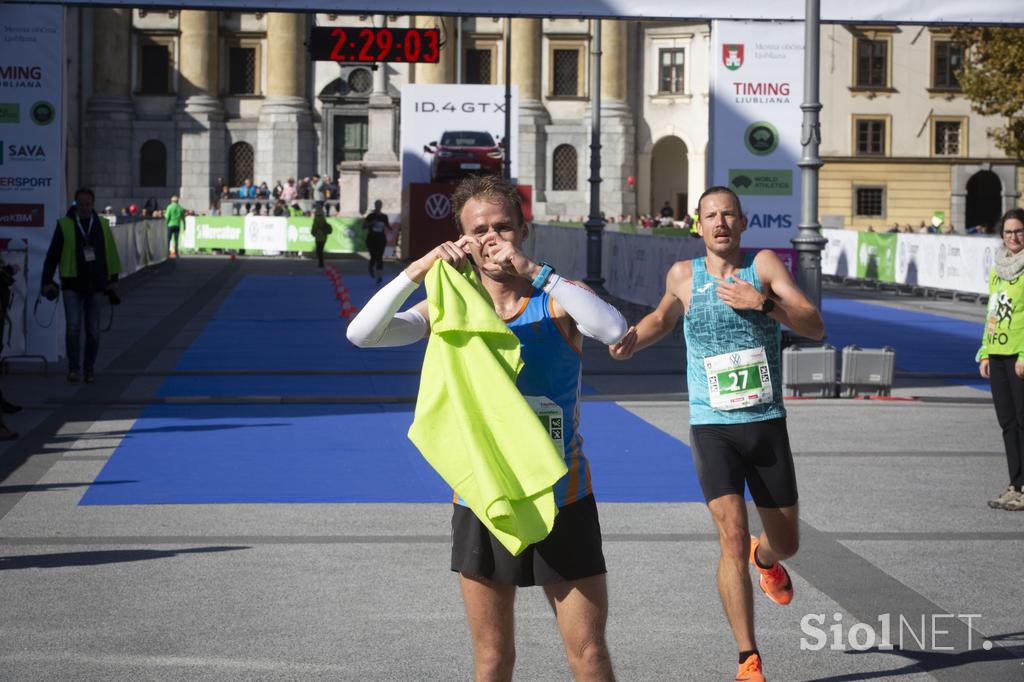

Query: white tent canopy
left=36, top=0, right=1024, bottom=24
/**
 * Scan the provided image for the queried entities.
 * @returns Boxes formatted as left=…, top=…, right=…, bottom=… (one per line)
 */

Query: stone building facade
left=65, top=9, right=709, bottom=221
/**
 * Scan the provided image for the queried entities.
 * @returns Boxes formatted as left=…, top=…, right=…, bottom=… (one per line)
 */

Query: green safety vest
left=58, top=215, right=121, bottom=279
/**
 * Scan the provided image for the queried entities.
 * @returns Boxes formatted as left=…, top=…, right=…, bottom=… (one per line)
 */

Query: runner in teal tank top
left=608, top=186, right=825, bottom=682
left=686, top=252, right=786, bottom=425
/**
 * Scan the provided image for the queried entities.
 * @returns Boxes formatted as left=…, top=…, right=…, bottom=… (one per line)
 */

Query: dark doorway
left=966, top=170, right=1002, bottom=231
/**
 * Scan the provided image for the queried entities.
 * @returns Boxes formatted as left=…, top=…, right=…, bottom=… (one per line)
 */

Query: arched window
left=552, top=144, right=577, bottom=191
left=229, top=142, right=254, bottom=187
left=139, top=140, right=166, bottom=187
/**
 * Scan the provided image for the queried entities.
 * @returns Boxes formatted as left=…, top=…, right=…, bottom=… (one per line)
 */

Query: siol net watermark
left=800, top=612, right=991, bottom=652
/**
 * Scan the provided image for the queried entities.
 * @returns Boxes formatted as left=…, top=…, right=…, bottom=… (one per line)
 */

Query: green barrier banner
left=192, top=216, right=245, bottom=250
left=856, top=232, right=897, bottom=282
left=184, top=216, right=367, bottom=254
left=286, top=217, right=366, bottom=253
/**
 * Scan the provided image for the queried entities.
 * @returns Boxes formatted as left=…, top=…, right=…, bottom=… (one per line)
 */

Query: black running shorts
left=689, top=417, right=799, bottom=508
left=451, top=494, right=607, bottom=587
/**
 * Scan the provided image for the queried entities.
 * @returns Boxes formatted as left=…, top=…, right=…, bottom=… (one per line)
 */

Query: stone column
left=85, top=8, right=134, bottom=206
left=257, top=12, right=315, bottom=188
left=176, top=10, right=226, bottom=213
left=511, top=18, right=549, bottom=204
left=413, top=16, right=454, bottom=84
left=591, top=19, right=634, bottom=219
left=361, top=16, right=401, bottom=214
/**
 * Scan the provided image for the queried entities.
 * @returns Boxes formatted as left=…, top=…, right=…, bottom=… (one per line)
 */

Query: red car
left=425, top=131, right=504, bottom=183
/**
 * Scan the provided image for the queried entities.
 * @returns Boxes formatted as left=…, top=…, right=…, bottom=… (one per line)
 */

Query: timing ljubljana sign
left=710, top=20, right=804, bottom=250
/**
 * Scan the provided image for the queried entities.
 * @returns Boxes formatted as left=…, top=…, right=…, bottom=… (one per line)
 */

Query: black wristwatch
left=760, top=297, right=776, bottom=314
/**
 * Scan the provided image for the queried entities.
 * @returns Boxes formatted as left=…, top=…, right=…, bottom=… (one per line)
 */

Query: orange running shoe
left=735, top=652, right=766, bottom=681
left=749, top=535, right=794, bottom=606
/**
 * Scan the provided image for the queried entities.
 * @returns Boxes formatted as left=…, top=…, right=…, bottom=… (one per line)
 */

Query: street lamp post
left=583, top=19, right=605, bottom=291
left=793, top=0, right=827, bottom=309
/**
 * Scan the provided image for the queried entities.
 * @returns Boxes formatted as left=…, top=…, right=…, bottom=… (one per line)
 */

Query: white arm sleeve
left=542, top=274, right=628, bottom=345
left=345, top=271, right=429, bottom=348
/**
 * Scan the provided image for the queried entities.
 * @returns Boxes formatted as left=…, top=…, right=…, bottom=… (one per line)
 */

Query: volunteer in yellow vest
left=978, top=207, right=1024, bottom=512
left=347, top=175, right=627, bottom=682
left=41, top=188, right=121, bottom=384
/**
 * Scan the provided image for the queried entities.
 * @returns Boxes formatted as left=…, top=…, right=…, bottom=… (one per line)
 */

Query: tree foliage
left=951, top=27, right=1024, bottom=159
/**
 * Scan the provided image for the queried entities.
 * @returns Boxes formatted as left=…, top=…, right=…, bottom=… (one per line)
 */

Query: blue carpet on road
left=820, top=297, right=986, bottom=390
left=81, top=272, right=699, bottom=506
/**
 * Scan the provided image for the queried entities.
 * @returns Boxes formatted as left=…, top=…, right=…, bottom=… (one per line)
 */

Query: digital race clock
left=308, top=27, right=441, bottom=64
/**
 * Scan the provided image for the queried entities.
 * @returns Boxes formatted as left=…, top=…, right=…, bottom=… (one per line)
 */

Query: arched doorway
left=650, top=136, right=688, bottom=219
left=966, top=170, right=1002, bottom=231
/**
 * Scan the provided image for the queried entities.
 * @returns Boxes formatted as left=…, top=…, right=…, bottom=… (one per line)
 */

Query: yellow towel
left=408, top=260, right=568, bottom=555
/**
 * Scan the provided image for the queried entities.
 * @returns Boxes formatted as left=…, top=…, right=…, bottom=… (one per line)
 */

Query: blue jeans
left=63, top=290, right=103, bottom=373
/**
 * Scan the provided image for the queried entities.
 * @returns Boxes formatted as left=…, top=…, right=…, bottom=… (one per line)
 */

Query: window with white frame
left=658, top=48, right=685, bottom=94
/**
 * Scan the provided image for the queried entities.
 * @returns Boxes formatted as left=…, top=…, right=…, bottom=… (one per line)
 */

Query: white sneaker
left=988, top=485, right=1018, bottom=509
left=1002, top=489, right=1024, bottom=511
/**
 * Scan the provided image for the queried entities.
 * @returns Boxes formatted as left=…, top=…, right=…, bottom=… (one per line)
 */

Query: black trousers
left=366, top=233, right=386, bottom=275
left=168, top=227, right=180, bottom=256
left=989, top=354, right=1024, bottom=488
left=315, top=240, right=326, bottom=267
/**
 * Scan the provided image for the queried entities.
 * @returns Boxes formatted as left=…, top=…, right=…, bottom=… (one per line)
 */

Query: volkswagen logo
left=425, top=193, right=451, bottom=220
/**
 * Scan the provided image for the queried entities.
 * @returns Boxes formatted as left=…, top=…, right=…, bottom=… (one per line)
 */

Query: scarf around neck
left=995, top=245, right=1024, bottom=280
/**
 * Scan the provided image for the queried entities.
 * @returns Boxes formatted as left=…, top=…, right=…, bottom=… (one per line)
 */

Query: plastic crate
left=782, top=345, right=837, bottom=397
left=840, top=345, right=895, bottom=397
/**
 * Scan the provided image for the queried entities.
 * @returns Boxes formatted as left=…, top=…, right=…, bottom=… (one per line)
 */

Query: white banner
left=820, top=229, right=859, bottom=279
left=399, top=84, right=518, bottom=189
left=896, top=233, right=999, bottom=296
left=44, top=0, right=1024, bottom=23
left=244, top=215, right=288, bottom=253
left=604, top=232, right=707, bottom=309
left=0, top=3, right=63, bottom=361
left=710, top=21, right=804, bottom=250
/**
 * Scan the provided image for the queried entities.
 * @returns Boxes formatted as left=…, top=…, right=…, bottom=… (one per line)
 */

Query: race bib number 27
left=704, top=346, right=772, bottom=411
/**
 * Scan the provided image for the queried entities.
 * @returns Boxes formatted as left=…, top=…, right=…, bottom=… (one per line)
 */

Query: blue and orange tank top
left=455, top=287, right=590, bottom=509
left=685, top=253, right=785, bottom=425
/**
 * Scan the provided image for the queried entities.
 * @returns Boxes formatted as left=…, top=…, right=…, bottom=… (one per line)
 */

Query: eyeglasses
left=1004, top=230, right=1024, bottom=238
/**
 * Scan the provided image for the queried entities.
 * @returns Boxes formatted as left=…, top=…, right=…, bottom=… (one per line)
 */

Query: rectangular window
left=855, top=118, right=886, bottom=156
left=855, top=38, right=888, bottom=88
left=228, top=46, right=257, bottom=95
left=333, top=115, right=369, bottom=168
left=465, top=48, right=492, bottom=85
left=932, top=41, right=963, bottom=90
left=855, top=187, right=885, bottom=217
left=658, top=48, right=685, bottom=94
left=934, top=120, right=962, bottom=156
left=552, top=48, right=580, bottom=97
left=139, top=43, right=170, bottom=95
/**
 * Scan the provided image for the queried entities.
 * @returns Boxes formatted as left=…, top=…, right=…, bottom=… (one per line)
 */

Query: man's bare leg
left=544, top=574, right=615, bottom=681
left=707, top=493, right=756, bottom=652
left=460, top=574, right=517, bottom=682
left=754, top=503, right=800, bottom=567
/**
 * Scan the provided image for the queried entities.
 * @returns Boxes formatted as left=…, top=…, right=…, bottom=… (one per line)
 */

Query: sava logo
left=0, top=142, right=46, bottom=164
left=748, top=213, right=793, bottom=229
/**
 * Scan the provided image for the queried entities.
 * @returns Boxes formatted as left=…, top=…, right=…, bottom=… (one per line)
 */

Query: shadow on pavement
left=0, top=545, right=250, bottom=571
left=801, top=634, right=1024, bottom=681
left=0, top=480, right=136, bottom=494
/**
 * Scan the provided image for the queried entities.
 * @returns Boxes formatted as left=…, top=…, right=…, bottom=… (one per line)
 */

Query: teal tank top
left=684, top=253, right=785, bottom=425
left=455, top=288, right=590, bottom=509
